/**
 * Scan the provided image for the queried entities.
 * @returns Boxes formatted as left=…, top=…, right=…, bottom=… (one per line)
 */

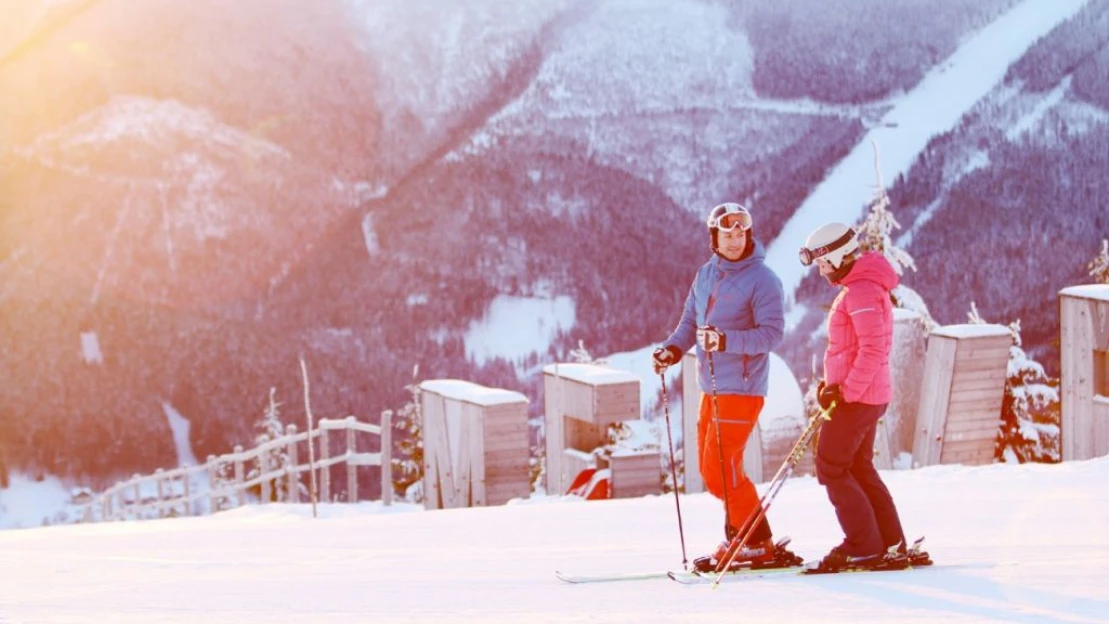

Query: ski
left=667, top=565, right=805, bottom=585
left=554, top=570, right=671, bottom=584
left=557, top=537, right=933, bottom=585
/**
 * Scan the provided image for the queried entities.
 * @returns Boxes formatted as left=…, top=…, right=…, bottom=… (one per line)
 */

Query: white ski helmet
left=705, top=203, right=752, bottom=232
left=800, top=222, right=859, bottom=269
left=706, top=203, right=753, bottom=256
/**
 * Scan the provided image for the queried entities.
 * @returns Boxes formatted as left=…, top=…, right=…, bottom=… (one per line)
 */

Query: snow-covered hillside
left=0, top=457, right=1106, bottom=623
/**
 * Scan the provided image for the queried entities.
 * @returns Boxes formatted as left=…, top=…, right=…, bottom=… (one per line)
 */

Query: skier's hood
left=839, top=251, right=899, bottom=290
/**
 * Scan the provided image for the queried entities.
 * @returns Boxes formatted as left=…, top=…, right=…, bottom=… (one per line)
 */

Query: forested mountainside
left=0, top=0, right=1104, bottom=489
left=877, top=0, right=1109, bottom=365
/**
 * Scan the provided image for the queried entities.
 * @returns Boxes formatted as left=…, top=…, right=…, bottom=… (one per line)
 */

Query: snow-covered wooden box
left=1060, top=285, right=1109, bottom=461
left=543, top=363, right=642, bottom=495
left=911, top=325, right=1011, bottom=467
left=420, top=380, right=530, bottom=509
left=681, top=350, right=808, bottom=490
left=880, top=309, right=929, bottom=469
left=598, top=450, right=660, bottom=499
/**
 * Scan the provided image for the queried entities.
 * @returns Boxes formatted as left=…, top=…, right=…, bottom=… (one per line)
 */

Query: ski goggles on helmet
left=798, top=228, right=858, bottom=266
left=706, top=203, right=752, bottom=232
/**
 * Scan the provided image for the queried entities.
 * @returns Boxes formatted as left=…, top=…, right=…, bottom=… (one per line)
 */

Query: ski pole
left=705, top=351, right=733, bottom=535
left=659, top=373, right=689, bottom=569
left=712, top=406, right=831, bottom=585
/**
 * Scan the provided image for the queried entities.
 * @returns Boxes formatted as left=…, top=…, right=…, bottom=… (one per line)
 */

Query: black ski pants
left=815, top=401, right=906, bottom=557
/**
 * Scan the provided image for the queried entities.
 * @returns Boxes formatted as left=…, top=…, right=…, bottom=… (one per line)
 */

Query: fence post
left=234, top=445, right=245, bottom=508
left=183, top=470, right=192, bottom=516
left=131, top=476, right=141, bottom=520
left=346, top=417, right=357, bottom=502
left=319, top=424, right=331, bottom=503
left=261, top=448, right=272, bottom=504
left=286, top=424, right=299, bottom=503
left=155, top=469, right=165, bottom=518
left=380, top=410, right=392, bottom=506
left=206, top=455, right=218, bottom=514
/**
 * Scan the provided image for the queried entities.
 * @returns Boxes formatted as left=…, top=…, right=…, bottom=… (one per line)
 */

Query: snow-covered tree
left=856, top=142, right=937, bottom=330
left=967, top=303, right=1060, bottom=463
left=1088, top=238, right=1109, bottom=284
left=246, top=387, right=293, bottom=502
left=568, top=339, right=608, bottom=365
left=390, top=365, right=424, bottom=503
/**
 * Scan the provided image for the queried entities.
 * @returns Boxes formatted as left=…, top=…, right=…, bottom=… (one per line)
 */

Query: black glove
left=816, top=382, right=843, bottom=411
left=696, top=325, right=726, bottom=352
left=652, top=345, right=683, bottom=374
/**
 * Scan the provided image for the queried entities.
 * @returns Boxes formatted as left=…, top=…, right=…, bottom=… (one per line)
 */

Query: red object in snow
left=565, top=467, right=611, bottom=500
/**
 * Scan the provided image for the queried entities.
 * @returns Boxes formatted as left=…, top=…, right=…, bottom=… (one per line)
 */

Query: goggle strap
left=801, top=229, right=856, bottom=264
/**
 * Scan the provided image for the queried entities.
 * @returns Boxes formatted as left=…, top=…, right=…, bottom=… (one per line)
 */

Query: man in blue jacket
left=653, top=203, right=795, bottom=572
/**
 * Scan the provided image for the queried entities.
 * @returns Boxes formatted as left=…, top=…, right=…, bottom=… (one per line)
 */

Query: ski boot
left=693, top=536, right=801, bottom=573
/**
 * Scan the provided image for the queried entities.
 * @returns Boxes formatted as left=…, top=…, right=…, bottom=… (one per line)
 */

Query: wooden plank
left=1060, top=296, right=1077, bottom=461
left=956, top=334, right=1012, bottom=349
left=955, top=346, right=1010, bottom=363
left=428, top=398, right=453, bottom=508
left=948, top=396, right=1007, bottom=413
left=944, top=410, right=1006, bottom=430
left=1091, top=298, right=1109, bottom=352
left=947, top=366, right=1010, bottom=383
left=912, top=335, right=958, bottom=467
left=944, top=416, right=1002, bottom=434
left=947, top=405, right=1004, bottom=421
left=465, top=403, right=483, bottom=506
left=603, top=452, right=661, bottom=498
left=953, top=357, right=1012, bottom=374
left=943, top=429, right=996, bottom=445
left=948, top=386, right=1007, bottom=404
left=939, top=445, right=995, bottom=465
left=1095, top=398, right=1109, bottom=458
left=544, top=373, right=565, bottom=494
left=950, top=373, right=1008, bottom=393
left=941, top=437, right=998, bottom=453
left=1060, top=296, right=1089, bottom=460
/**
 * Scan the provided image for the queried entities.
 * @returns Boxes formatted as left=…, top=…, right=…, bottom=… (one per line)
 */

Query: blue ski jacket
left=662, top=239, right=785, bottom=396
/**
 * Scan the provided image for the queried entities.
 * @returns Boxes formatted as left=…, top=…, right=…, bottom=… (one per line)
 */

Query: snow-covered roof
left=932, top=324, right=1011, bottom=339
left=541, top=363, right=639, bottom=385
left=419, top=379, right=528, bottom=406
left=1059, top=284, right=1109, bottom=302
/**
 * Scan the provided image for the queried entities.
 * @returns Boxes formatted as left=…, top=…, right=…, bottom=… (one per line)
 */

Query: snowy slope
left=1, top=458, right=1106, bottom=623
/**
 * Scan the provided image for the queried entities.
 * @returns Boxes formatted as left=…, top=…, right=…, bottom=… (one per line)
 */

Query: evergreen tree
left=967, top=303, right=1060, bottom=463
left=247, top=388, right=292, bottom=502
left=391, top=366, right=424, bottom=503
left=1088, top=238, right=1109, bottom=284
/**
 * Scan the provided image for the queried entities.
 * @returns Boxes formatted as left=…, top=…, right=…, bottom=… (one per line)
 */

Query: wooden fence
left=83, top=415, right=392, bottom=522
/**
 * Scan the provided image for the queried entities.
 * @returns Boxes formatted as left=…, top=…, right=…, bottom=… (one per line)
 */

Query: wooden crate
left=1060, top=285, right=1109, bottom=460
left=599, top=451, right=661, bottom=498
left=911, top=325, right=1011, bottom=467
left=543, top=363, right=641, bottom=495
left=420, top=380, right=529, bottom=509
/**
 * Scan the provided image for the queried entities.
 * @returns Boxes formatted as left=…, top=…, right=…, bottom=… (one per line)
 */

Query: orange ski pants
left=698, top=393, right=764, bottom=537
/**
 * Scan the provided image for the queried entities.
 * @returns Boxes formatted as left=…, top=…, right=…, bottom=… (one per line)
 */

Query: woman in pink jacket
left=799, top=222, right=909, bottom=573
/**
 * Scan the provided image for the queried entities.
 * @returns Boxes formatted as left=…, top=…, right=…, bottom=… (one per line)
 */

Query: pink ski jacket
left=823, top=252, right=899, bottom=405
